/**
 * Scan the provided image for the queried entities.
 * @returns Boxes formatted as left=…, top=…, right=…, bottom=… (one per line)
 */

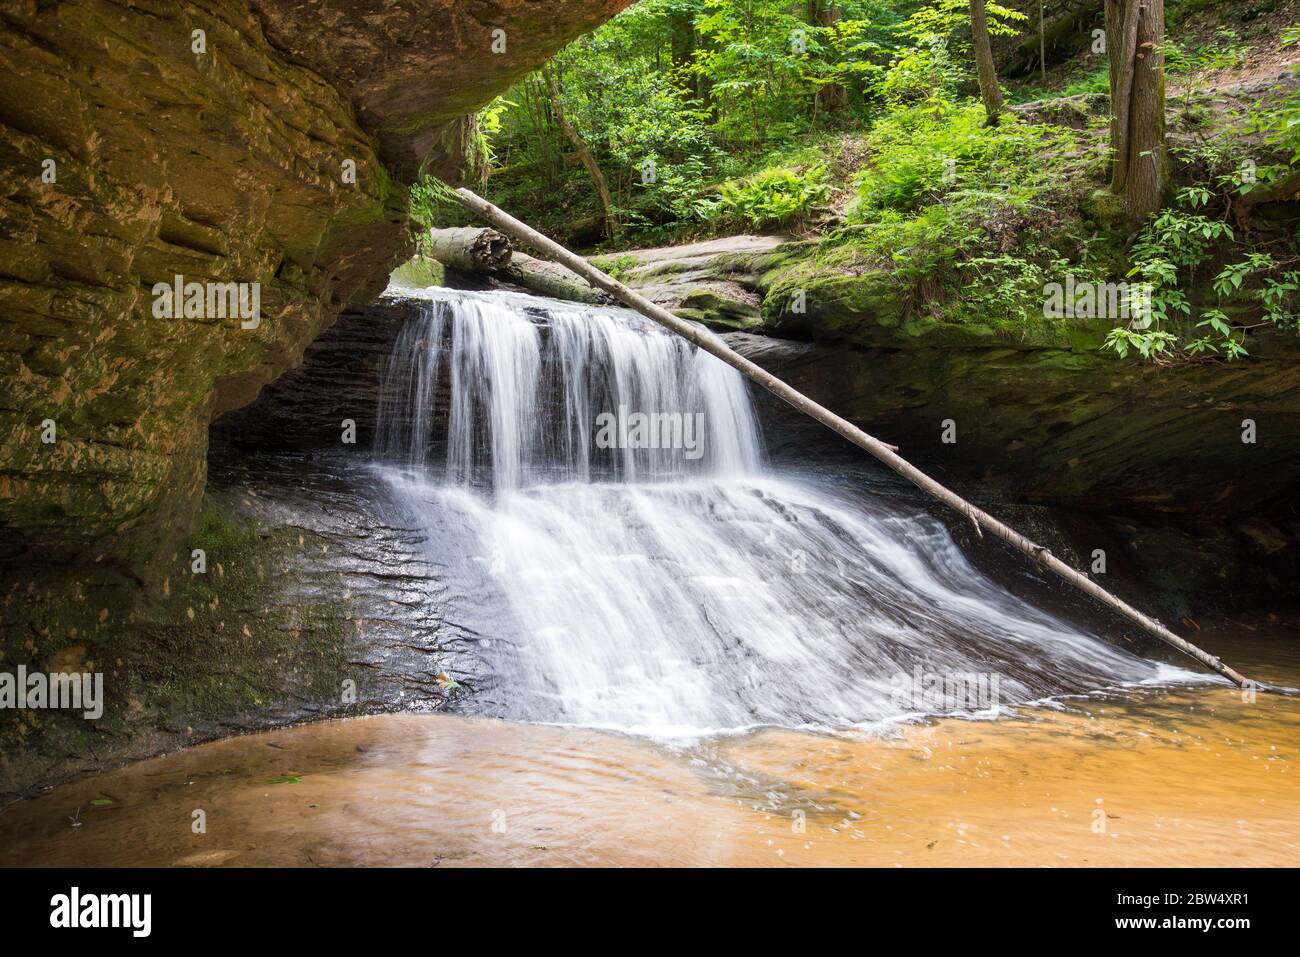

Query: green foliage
left=693, top=0, right=820, bottom=145
left=958, top=251, right=1080, bottom=326
left=1105, top=182, right=1300, bottom=361
left=1249, top=79, right=1300, bottom=166
left=1061, top=66, right=1110, bottom=97
left=443, top=0, right=1294, bottom=356
left=472, top=96, right=515, bottom=171
left=1103, top=327, right=1179, bottom=360
left=850, top=100, right=1068, bottom=217
left=899, top=0, right=1026, bottom=45
left=879, top=0, right=1024, bottom=105
left=1164, top=28, right=1248, bottom=78
left=719, top=165, right=829, bottom=228
left=1115, top=191, right=1236, bottom=357
left=829, top=99, right=1089, bottom=327
left=469, top=0, right=917, bottom=247
left=409, top=176, right=468, bottom=234
left=1212, top=254, right=1300, bottom=331
left=878, top=36, right=967, bottom=104
left=1237, top=32, right=1300, bottom=192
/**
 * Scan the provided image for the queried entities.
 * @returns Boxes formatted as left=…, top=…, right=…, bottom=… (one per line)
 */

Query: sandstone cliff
left=0, top=0, right=630, bottom=648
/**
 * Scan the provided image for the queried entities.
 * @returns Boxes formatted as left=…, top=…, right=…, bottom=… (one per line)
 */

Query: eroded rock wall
left=0, top=0, right=629, bottom=650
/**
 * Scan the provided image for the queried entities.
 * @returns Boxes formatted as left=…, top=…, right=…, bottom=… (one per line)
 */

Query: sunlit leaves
left=719, top=164, right=830, bottom=228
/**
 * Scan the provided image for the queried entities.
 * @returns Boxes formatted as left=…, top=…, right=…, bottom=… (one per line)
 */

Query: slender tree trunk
left=670, top=10, right=695, bottom=73
left=808, top=0, right=848, bottom=114
left=1106, top=0, right=1166, bottom=228
left=541, top=64, right=617, bottom=239
left=1039, top=0, right=1048, bottom=82
left=969, top=0, right=1005, bottom=125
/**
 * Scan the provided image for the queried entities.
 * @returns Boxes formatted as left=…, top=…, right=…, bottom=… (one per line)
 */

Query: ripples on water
left=2, top=648, right=1295, bottom=867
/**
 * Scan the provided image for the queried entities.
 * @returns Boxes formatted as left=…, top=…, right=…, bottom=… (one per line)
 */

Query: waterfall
left=376, top=287, right=1175, bottom=738
left=377, top=290, right=761, bottom=485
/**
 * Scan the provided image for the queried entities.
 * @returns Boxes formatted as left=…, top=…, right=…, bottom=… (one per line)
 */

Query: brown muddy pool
left=1, top=631, right=1296, bottom=867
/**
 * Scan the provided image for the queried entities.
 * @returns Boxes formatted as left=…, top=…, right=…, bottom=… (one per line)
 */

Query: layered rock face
left=0, top=0, right=628, bottom=648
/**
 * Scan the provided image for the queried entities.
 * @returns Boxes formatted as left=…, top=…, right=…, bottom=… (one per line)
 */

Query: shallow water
left=2, top=630, right=1294, bottom=868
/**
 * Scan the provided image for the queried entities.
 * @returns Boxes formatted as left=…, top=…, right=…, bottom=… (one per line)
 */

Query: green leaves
left=1105, top=180, right=1298, bottom=364
left=1197, top=308, right=1232, bottom=338
left=1164, top=28, right=1249, bottom=79
left=1103, top=328, right=1177, bottom=360
left=1212, top=254, right=1271, bottom=298
left=719, top=165, right=829, bottom=228
left=900, top=0, right=1026, bottom=45
left=851, top=101, right=1067, bottom=217
left=1249, top=86, right=1300, bottom=166
left=1130, top=207, right=1232, bottom=272
left=409, top=176, right=470, bottom=233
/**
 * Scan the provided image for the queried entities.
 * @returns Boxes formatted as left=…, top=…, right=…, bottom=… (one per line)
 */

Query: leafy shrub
left=1061, top=66, right=1110, bottom=97
left=822, top=98, right=1093, bottom=327
left=409, top=176, right=471, bottom=233
left=877, top=38, right=966, bottom=105
left=1164, top=29, right=1249, bottom=77
left=719, top=165, right=830, bottom=229
left=1104, top=187, right=1300, bottom=362
left=1249, top=86, right=1300, bottom=166
left=850, top=101, right=1067, bottom=216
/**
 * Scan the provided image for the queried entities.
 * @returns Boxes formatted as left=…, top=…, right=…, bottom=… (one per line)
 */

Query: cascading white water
left=376, top=287, right=1178, bottom=738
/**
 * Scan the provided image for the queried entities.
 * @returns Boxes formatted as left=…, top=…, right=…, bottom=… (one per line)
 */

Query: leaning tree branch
left=449, top=186, right=1255, bottom=689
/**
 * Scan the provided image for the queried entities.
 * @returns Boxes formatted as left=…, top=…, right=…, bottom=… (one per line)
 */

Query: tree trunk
left=1005, top=0, right=1104, bottom=77
left=423, top=228, right=609, bottom=304
left=1106, top=0, right=1166, bottom=227
left=1039, top=0, right=1048, bottom=82
left=808, top=0, right=849, bottom=114
left=542, top=64, right=618, bottom=239
left=670, top=10, right=695, bottom=73
left=969, top=0, right=1005, bottom=125
left=501, top=252, right=611, bottom=305
left=424, top=227, right=512, bottom=273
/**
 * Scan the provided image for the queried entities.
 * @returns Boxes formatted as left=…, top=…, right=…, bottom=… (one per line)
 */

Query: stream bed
left=1, top=628, right=1295, bottom=867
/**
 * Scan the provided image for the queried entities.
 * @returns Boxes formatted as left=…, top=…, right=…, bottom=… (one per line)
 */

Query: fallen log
left=450, top=185, right=1255, bottom=690
left=500, top=251, right=610, bottom=305
left=424, top=226, right=512, bottom=273
left=425, top=227, right=608, bottom=304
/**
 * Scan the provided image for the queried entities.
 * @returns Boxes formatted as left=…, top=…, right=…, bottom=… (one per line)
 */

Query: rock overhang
left=0, top=0, right=632, bottom=648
